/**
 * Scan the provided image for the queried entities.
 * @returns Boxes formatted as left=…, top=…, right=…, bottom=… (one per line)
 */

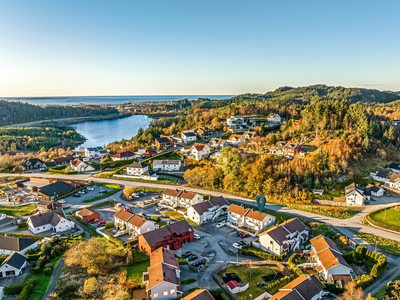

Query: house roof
left=29, top=208, right=66, bottom=228
left=270, top=275, right=324, bottom=300
left=141, top=220, right=193, bottom=248
left=20, top=158, right=44, bottom=167
left=128, top=215, right=147, bottom=228
left=366, top=185, right=383, bottom=193
left=260, top=218, right=308, bottom=245
left=227, top=204, right=250, bottom=217
left=375, top=169, right=391, bottom=179
left=150, top=247, right=180, bottom=270
left=245, top=209, right=269, bottom=222
left=0, top=236, right=37, bottom=252
left=316, top=247, right=351, bottom=271
left=390, top=163, right=400, bottom=171
left=38, top=181, right=74, bottom=197
left=227, top=280, right=240, bottom=289
left=182, top=132, right=196, bottom=137
left=268, top=113, right=279, bottom=119
left=387, top=172, right=400, bottom=183
left=114, top=210, right=134, bottom=222
left=153, top=160, right=181, bottom=166
left=163, top=188, right=182, bottom=197
left=331, top=274, right=353, bottom=285
left=191, top=201, right=214, bottom=216
left=143, top=150, right=157, bottom=156
left=229, top=134, right=242, bottom=140
left=209, top=196, right=230, bottom=207
left=53, top=156, right=73, bottom=164
left=127, top=161, right=146, bottom=169
left=192, top=143, right=207, bottom=151
left=113, top=151, right=135, bottom=158
left=310, top=235, right=341, bottom=254
left=1, top=252, right=27, bottom=270
left=147, top=262, right=181, bottom=291
left=183, top=289, right=215, bottom=300
left=155, top=137, right=170, bottom=144
left=180, top=191, right=199, bottom=200
left=71, top=158, right=83, bottom=167
left=77, top=208, right=97, bottom=218
left=44, top=161, right=57, bottom=168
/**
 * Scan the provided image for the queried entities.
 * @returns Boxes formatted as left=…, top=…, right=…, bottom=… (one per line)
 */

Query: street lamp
left=250, top=294, right=252, bottom=300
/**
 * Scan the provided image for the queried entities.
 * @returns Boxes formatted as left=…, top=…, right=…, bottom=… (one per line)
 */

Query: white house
left=181, top=131, right=197, bottom=143
left=267, top=113, right=281, bottom=124
left=70, top=158, right=95, bottom=173
left=125, top=162, right=158, bottom=180
left=310, top=235, right=354, bottom=285
left=127, top=215, right=156, bottom=238
left=389, top=163, right=400, bottom=174
left=19, top=158, right=45, bottom=171
left=269, top=275, right=325, bottom=300
left=27, top=208, right=75, bottom=234
left=244, top=209, right=276, bottom=232
left=0, top=252, right=28, bottom=277
left=208, top=138, right=229, bottom=149
left=114, top=210, right=134, bottom=231
left=243, top=131, right=258, bottom=140
left=189, top=143, right=211, bottom=161
left=259, top=218, right=309, bottom=255
left=228, top=134, right=245, bottom=146
left=144, top=247, right=182, bottom=300
left=85, top=146, right=108, bottom=158
left=187, top=196, right=230, bottom=224
left=370, top=169, right=391, bottom=182
left=345, top=183, right=367, bottom=206
left=227, top=204, right=251, bottom=227
left=386, top=172, right=400, bottom=191
left=153, top=160, right=182, bottom=172
left=226, top=116, right=247, bottom=132
left=0, top=236, right=38, bottom=256
left=160, top=189, right=203, bottom=209
left=178, top=191, right=203, bottom=208
left=365, top=184, right=385, bottom=197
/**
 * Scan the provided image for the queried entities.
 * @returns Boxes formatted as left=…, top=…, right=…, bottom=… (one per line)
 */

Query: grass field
left=357, top=231, right=400, bottom=255
left=0, top=204, right=35, bottom=216
left=96, top=182, right=121, bottom=189
left=126, top=261, right=150, bottom=285
left=369, top=206, right=400, bottom=230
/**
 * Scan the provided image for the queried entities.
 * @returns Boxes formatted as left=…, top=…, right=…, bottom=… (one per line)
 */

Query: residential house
left=226, top=116, right=247, bottom=132
left=269, top=142, right=301, bottom=158
left=155, top=137, right=173, bottom=150
left=389, top=163, right=400, bottom=174
left=386, top=172, right=400, bottom=191
left=228, top=134, right=245, bottom=146
left=189, top=143, right=210, bottom=161
left=138, top=220, right=194, bottom=254
left=36, top=200, right=62, bottom=212
left=127, top=215, right=156, bottom=238
left=144, top=247, right=182, bottom=300
left=180, top=147, right=192, bottom=156
left=243, top=131, right=258, bottom=140
left=161, top=189, right=183, bottom=208
left=76, top=208, right=100, bottom=223
left=181, top=131, right=197, bottom=143
left=19, top=158, right=45, bottom=170
left=153, top=160, right=182, bottom=172
left=0, top=252, right=28, bottom=277
left=247, top=118, right=266, bottom=129
left=269, top=275, right=325, bottom=300
left=178, top=191, right=203, bottom=208
left=37, top=181, right=75, bottom=200
left=370, top=169, right=391, bottom=182
left=365, top=184, right=385, bottom=197
left=125, top=161, right=158, bottom=180
left=259, top=218, right=309, bottom=255
left=27, top=208, right=75, bottom=234
left=112, top=151, right=135, bottom=161
left=183, top=289, right=215, bottom=300
left=43, top=161, right=57, bottom=169
left=208, top=138, right=229, bottom=149
left=0, top=236, right=38, bottom=255
left=187, top=196, right=230, bottom=224
left=267, top=113, right=282, bottom=124
left=53, top=156, right=74, bottom=166
left=195, top=126, right=212, bottom=137
left=244, top=209, right=276, bottom=232
left=310, top=235, right=354, bottom=285
left=70, top=158, right=95, bottom=173
left=142, top=150, right=157, bottom=158
left=85, top=146, right=108, bottom=158
left=227, top=204, right=251, bottom=227
left=114, top=210, right=134, bottom=231
left=344, top=182, right=385, bottom=206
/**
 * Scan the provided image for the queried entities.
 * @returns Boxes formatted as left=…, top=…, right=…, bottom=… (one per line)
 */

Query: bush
left=44, top=267, right=53, bottom=275
left=25, top=249, right=35, bottom=255
left=0, top=254, right=7, bottom=264
left=105, top=221, right=114, bottom=229
left=32, top=266, right=41, bottom=274
left=325, top=283, right=344, bottom=294
left=239, top=245, right=286, bottom=261
left=16, top=279, right=35, bottom=300
left=18, top=221, right=28, bottom=229
left=151, top=216, right=161, bottom=222
left=288, top=253, right=305, bottom=277
left=266, top=275, right=295, bottom=294
left=26, top=254, right=41, bottom=261
left=343, top=251, right=355, bottom=263
left=4, top=284, right=24, bottom=295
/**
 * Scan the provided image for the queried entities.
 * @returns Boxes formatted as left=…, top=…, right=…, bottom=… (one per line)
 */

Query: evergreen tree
left=362, top=136, right=371, bottom=152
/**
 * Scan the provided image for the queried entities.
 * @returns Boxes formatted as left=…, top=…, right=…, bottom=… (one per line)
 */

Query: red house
left=142, top=150, right=157, bottom=158
left=138, top=220, right=194, bottom=254
left=76, top=208, right=100, bottom=223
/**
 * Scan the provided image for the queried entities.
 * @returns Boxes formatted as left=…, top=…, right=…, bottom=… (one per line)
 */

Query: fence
left=96, top=226, right=108, bottom=239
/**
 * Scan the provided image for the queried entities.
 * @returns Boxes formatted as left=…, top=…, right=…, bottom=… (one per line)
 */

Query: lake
left=71, top=114, right=152, bottom=148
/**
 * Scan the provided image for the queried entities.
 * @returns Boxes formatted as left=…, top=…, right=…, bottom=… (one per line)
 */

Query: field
left=369, top=206, right=400, bottom=231
left=0, top=204, right=36, bottom=217
left=357, top=231, right=400, bottom=255
left=126, top=248, right=150, bottom=285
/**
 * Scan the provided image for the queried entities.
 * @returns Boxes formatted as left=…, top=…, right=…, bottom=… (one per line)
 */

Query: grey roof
left=153, top=160, right=181, bottom=165
left=20, top=158, right=44, bottom=167
left=191, top=201, right=214, bottom=215
left=262, top=218, right=308, bottom=246
left=29, top=208, right=66, bottom=228
left=86, top=146, right=104, bottom=151
left=292, top=275, right=325, bottom=300
left=155, top=137, right=170, bottom=144
left=182, top=132, right=196, bottom=137
left=127, top=161, right=146, bottom=169
left=98, top=149, right=108, bottom=154
left=0, top=236, right=37, bottom=252
left=209, top=196, right=230, bottom=207
left=368, top=185, right=382, bottom=193
left=44, top=161, right=57, bottom=168
left=38, top=181, right=74, bottom=197
left=375, top=169, right=391, bottom=179
left=2, top=252, right=27, bottom=270
left=390, top=163, right=400, bottom=171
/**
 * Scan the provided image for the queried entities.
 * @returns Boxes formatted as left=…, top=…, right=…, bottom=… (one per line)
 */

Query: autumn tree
left=339, top=281, right=364, bottom=300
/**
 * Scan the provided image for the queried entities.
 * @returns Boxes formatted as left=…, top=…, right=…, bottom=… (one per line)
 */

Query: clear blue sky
left=0, top=0, right=399, bottom=97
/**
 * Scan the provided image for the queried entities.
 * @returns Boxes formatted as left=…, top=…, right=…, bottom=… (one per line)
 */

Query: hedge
left=26, top=254, right=41, bottom=261
left=16, top=278, right=35, bottom=300
left=239, top=245, right=286, bottom=261
left=4, top=284, right=24, bottom=295
left=288, top=253, right=305, bottom=277
left=266, top=275, right=295, bottom=294
left=325, top=283, right=344, bottom=294
left=105, top=221, right=115, bottom=229
left=0, top=233, right=44, bottom=240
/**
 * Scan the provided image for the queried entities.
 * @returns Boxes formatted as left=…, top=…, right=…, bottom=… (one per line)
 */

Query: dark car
left=182, top=251, right=192, bottom=258
left=238, top=241, right=246, bottom=246
left=99, top=190, right=107, bottom=194
left=72, top=193, right=81, bottom=197
left=187, top=254, right=198, bottom=261
left=233, top=231, right=241, bottom=237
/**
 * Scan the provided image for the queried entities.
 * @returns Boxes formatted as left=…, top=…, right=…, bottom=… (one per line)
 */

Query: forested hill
left=187, top=85, right=400, bottom=110
left=0, top=101, right=119, bottom=126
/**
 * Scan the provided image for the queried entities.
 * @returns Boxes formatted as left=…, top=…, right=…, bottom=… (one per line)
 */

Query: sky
left=0, top=0, right=399, bottom=97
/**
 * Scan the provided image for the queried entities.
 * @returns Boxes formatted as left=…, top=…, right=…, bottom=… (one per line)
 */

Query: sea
left=0, top=95, right=234, bottom=106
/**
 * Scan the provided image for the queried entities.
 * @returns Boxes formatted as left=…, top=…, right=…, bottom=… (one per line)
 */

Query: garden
left=356, top=231, right=400, bottom=255
left=367, top=205, right=400, bottom=232
left=0, top=203, right=36, bottom=217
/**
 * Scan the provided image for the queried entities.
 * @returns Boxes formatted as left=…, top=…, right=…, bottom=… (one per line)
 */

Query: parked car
left=58, top=200, right=65, bottom=204
left=240, top=232, right=249, bottom=238
left=99, top=190, right=107, bottom=194
left=237, top=241, right=246, bottom=246
left=132, top=193, right=140, bottom=198
left=216, top=221, right=226, bottom=228
left=87, top=187, right=94, bottom=191
left=193, top=233, right=200, bottom=240
left=72, top=193, right=81, bottom=197
left=232, top=243, right=243, bottom=250
left=39, top=168, right=46, bottom=171
left=51, top=233, right=61, bottom=238
left=97, top=220, right=106, bottom=227
left=182, top=251, right=192, bottom=258
left=139, top=191, right=147, bottom=196
left=187, top=254, right=198, bottom=261
left=89, top=218, right=99, bottom=224
left=233, top=231, right=241, bottom=237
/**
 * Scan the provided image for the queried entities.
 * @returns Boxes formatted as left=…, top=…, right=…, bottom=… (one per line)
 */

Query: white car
left=87, top=187, right=94, bottom=191
left=216, top=221, right=226, bottom=228
left=58, top=200, right=65, bottom=204
left=193, top=234, right=200, bottom=240
left=233, top=243, right=242, bottom=250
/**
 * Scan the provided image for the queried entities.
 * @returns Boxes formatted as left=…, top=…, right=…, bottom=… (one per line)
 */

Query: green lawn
left=369, top=207, right=400, bottom=230
left=126, top=261, right=150, bottom=285
left=220, top=265, right=276, bottom=298
left=356, top=231, right=400, bottom=255
left=96, top=182, right=121, bottom=189
left=181, top=279, right=196, bottom=285
left=0, top=204, right=35, bottom=217
left=83, top=188, right=119, bottom=203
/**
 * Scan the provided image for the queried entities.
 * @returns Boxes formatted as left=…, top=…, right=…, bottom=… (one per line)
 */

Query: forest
left=0, top=101, right=119, bottom=126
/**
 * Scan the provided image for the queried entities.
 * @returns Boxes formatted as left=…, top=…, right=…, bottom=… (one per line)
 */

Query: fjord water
left=71, top=114, right=153, bottom=148
left=1, top=95, right=233, bottom=105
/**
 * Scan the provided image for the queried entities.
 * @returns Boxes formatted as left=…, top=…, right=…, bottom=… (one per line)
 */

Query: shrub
left=239, top=245, right=286, bottom=261
left=151, top=216, right=161, bottom=222
left=25, top=249, right=35, bottom=255
left=32, top=266, right=41, bottom=274
left=325, top=283, right=344, bottom=294
left=18, top=221, right=28, bottom=229
left=16, top=279, right=35, bottom=300
left=266, top=275, right=295, bottom=294
left=105, top=221, right=115, bottom=229
left=4, top=284, right=24, bottom=295
left=343, top=251, right=354, bottom=263
left=0, top=254, right=7, bottom=264
left=26, top=254, right=41, bottom=261
left=44, top=267, right=53, bottom=275
left=288, top=253, right=305, bottom=277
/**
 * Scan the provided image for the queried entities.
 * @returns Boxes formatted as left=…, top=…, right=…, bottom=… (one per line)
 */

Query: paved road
left=3, top=173, right=400, bottom=295
left=42, top=215, right=93, bottom=300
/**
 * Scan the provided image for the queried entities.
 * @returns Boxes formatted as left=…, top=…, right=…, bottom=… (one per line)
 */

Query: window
left=164, top=291, right=168, bottom=296
left=153, top=293, right=158, bottom=297
left=170, top=289, right=175, bottom=294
